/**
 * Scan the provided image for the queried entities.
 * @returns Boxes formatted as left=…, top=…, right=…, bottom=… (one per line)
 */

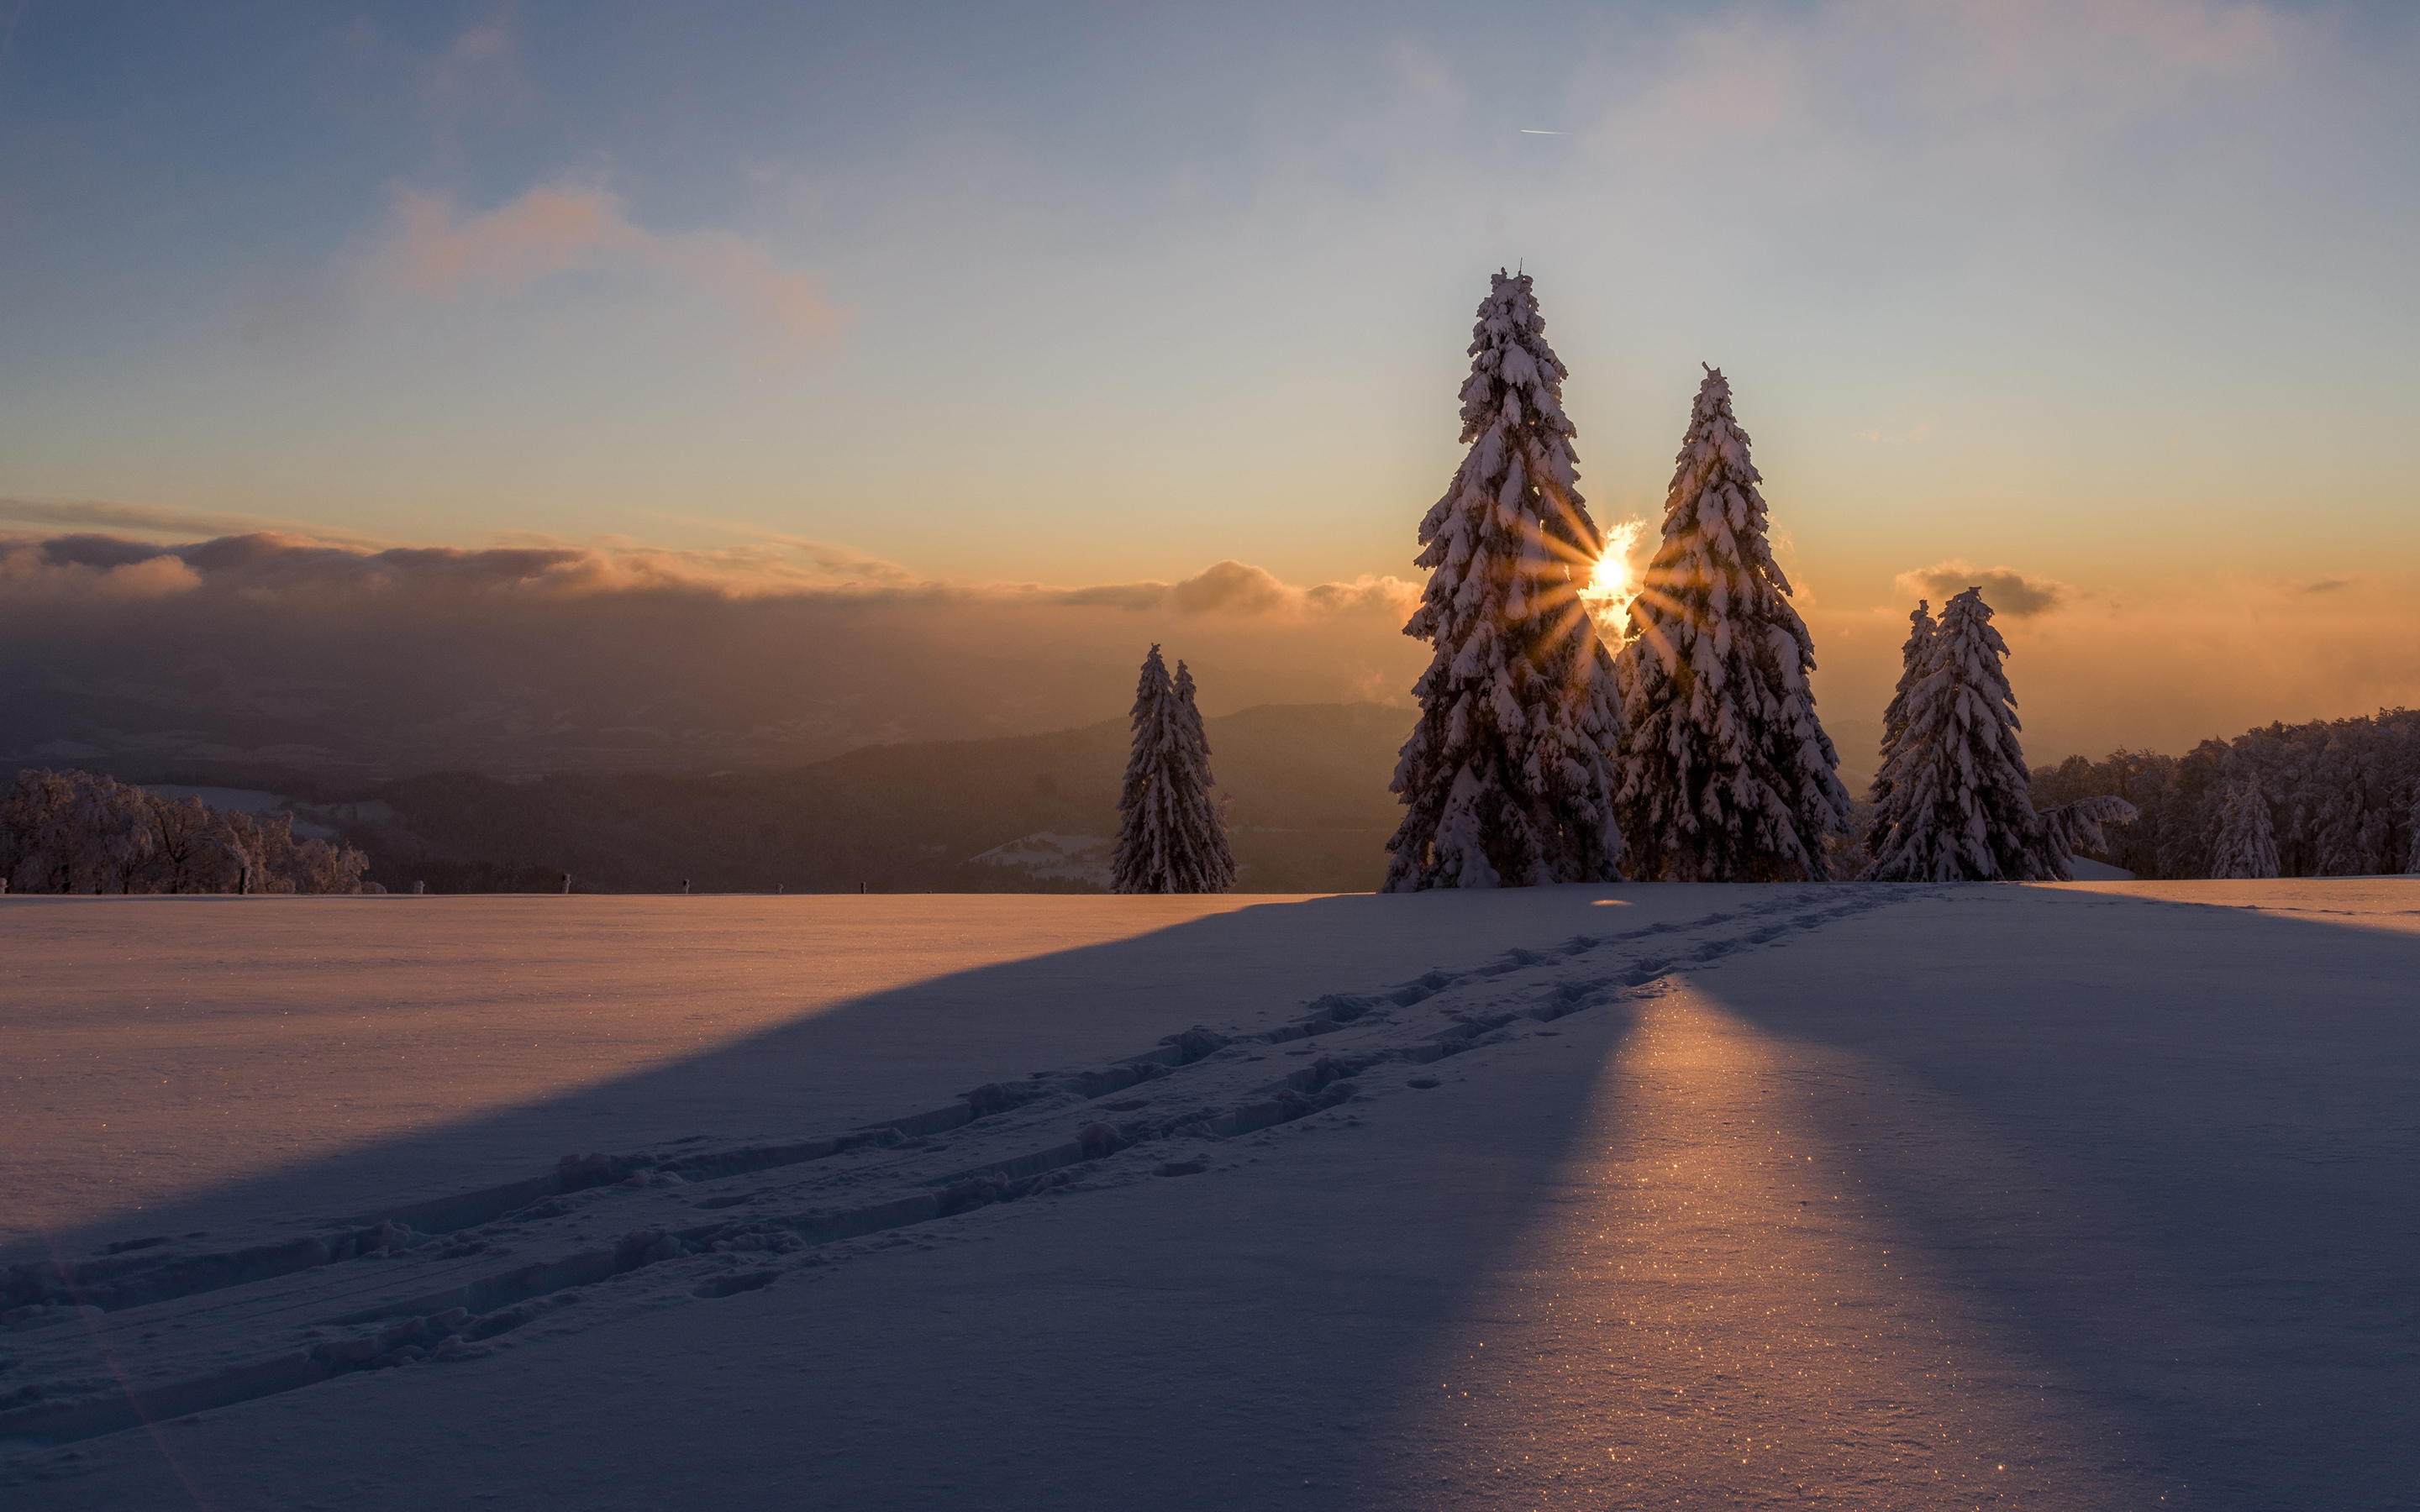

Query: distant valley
left=145, top=704, right=1413, bottom=895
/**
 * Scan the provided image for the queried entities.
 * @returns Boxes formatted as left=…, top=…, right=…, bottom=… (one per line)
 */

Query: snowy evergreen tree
left=1169, top=659, right=1237, bottom=892
left=1112, top=645, right=1234, bottom=894
left=1862, top=587, right=2061, bottom=881
left=1862, top=600, right=1936, bottom=866
left=1382, top=270, right=1626, bottom=891
left=2207, top=774, right=2281, bottom=879
left=1614, top=366, right=1849, bottom=880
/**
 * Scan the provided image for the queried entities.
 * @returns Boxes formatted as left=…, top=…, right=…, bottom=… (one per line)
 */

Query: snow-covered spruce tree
left=1382, top=270, right=1626, bottom=891
left=1862, top=587, right=2062, bottom=881
left=1862, top=600, right=1936, bottom=867
left=1614, top=366, right=1849, bottom=880
left=2208, top=774, right=2281, bottom=879
left=1112, top=645, right=1234, bottom=894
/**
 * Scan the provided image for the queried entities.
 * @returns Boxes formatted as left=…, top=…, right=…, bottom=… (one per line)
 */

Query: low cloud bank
left=0, top=528, right=1426, bottom=779
left=0, top=525, right=1418, bottom=619
left=6, top=522, right=2407, bottom=793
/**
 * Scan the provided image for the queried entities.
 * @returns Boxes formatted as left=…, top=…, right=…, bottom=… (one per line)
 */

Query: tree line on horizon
left=0, top=769, right=371, bottom=895
left=2028, top=708, right=2420, bottom=880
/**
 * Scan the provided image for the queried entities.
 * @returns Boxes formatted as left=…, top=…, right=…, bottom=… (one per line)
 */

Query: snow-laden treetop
left=1413, top=270, right=1600, bottom=618
left=1633, top=366, right=1804, bottom=647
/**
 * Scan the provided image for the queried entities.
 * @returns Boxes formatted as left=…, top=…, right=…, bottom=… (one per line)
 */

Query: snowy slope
left=4, top=882, right=2417, bottom=1509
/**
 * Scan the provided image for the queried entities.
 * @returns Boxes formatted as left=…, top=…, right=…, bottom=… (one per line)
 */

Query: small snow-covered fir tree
left=1862, top=587, right=2060, bottom=881
left=1863, top=600, right=1936, bottom=867
left=2208, top=774, right=2281, bottom=879
left=1169, top=659, right=1237, bottom=892
left=1383, top=270, right=1626, bottom=891
left=1615, top=366, right=1849, bottom=880
left=1113, top=645, right=1234, bottom=894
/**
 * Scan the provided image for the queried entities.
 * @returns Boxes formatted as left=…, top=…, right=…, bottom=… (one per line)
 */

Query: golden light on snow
left=1378, top=983, right=2120, bottom=1503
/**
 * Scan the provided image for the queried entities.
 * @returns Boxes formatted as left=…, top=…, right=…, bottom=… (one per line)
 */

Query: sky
left=3, top=0, right=2417, bottom=774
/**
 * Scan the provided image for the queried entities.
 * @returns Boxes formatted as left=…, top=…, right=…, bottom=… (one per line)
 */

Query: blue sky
left=3, top=1, right=2417, bottom=755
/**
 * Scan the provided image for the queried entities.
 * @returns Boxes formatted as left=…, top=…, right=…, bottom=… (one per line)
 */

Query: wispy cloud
left=1893, top=558, right=2071, bottom=617
left=1579, top=0, right=2296, bottom=183
left=359, top=179, right=844, bottom=354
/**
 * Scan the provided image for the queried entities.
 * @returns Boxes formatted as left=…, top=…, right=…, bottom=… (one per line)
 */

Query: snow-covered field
left=3, top=882, right=2415, bottom=1509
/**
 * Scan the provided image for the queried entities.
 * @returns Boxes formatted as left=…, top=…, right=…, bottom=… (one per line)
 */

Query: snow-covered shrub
left=2038, top=795, right=2140, bottom=866
left=1383, top=270, right=1626, bottom=890
left=1615, top=366, right=1849, bottom=881
left=0, top=769, right=370, bottom=894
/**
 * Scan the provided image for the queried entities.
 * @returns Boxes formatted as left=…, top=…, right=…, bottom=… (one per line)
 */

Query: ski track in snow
left=0, top=885, right=1927, bottom=1452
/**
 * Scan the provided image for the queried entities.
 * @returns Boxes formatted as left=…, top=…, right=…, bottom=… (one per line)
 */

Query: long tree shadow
left=8, top=888, right=1681, bottom=1268
left=1639, top=885, right=2420, bottom=1509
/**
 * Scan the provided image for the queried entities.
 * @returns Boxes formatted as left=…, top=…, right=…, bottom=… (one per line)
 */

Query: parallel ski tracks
left=0, top=885, right=1923, bottom=1450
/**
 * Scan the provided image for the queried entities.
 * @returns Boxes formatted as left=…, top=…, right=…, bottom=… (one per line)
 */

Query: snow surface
left=4, top=881, right=2417, bottom=1509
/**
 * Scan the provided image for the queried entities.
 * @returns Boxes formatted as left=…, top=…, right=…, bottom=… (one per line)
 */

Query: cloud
left=1892, top=559, right=2071, bottom=617
left=0, top=528, right=1429, bottom=774
left=0, top=528, right=1413, bottom=622
left=0, top=538, right=202, bottom=600
left=1046, top=560, right=1415, bottom=619
left=0, top=497, right=389, bottom=549
left=1581, top=0, right=2296, bottom=182
left=2278, top=575, right=2359, bottom=596
left=360, top=180, right=843, bottom=353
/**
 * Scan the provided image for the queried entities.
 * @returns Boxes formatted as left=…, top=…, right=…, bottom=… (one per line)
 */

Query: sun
left=1587, top=549, right=1632, bottom=602
left=1579, top=520, right=1644, bottom=636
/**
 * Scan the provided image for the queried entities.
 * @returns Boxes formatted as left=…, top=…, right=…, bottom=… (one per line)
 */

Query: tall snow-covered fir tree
left=1112, top=644, right=1234, bottom=895
left=1862, top=600, right=1936, bottom=866
left=1862, top=587, right=2061, bottom=881
left=2208, top=774, right=2281, bottom=879
left=1614, top=366, right=1849, bottom=880
left=1382, top=270, right=1627, bottom=891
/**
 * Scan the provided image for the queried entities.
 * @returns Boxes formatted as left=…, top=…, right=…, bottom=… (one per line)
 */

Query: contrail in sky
left=1519, top=129, right=1564, bottom=135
